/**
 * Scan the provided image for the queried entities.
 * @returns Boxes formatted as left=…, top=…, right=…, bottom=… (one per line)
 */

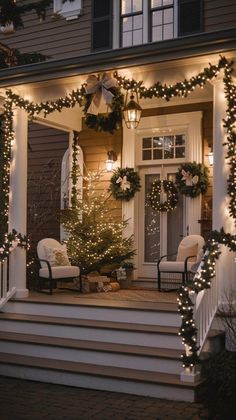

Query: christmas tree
left=61, top=171, right=135, bottom=274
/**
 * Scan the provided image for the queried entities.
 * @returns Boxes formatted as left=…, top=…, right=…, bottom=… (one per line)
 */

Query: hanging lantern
left=123, top=92, right=142, bottom=129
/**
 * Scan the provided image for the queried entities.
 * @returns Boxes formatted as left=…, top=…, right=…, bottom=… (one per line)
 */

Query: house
left=0, top=0, right=235, bottom=402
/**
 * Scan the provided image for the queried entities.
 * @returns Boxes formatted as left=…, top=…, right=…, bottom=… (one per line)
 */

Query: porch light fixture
left=123, top=92, right=142, bottom=129
left=106, top=150, right=117, bottom=172
left=207, top=147, right=214, bottom=166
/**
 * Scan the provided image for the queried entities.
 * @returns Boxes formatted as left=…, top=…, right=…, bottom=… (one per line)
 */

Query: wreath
left=83, top=73, right=124, bottom=134
left=148, top=180, right=179, bottom=212
left=175, top=162, right=209, bottom=198
left=109, top=167, right=141, bottom=201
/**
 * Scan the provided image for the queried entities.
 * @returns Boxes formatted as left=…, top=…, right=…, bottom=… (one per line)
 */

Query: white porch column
left=9, top=108, right=29, bottom=298
left=212, top=78, right=236, bottom=299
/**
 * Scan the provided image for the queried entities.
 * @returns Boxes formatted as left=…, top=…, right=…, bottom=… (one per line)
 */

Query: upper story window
left=150, top=0, right=174, bottom=42
left=92, top=0, right=113, bottom=51
left=121, top=0, right=143, bottom=47
left=178, top=0, right=203, bottom=36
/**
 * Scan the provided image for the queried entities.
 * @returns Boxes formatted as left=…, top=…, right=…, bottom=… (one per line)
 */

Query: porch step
left=0, top=331, right=183, bottom=374
left=0, top=312, right=182, bottom=349
left=0, top=352, right=202, bottom=402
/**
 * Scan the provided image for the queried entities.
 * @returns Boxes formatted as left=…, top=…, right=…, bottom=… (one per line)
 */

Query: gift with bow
left=181, top=169, right=199, bottom=186
left=85, top=72, right=117, bottom=115
left=116, top=176, right=131, bottom=191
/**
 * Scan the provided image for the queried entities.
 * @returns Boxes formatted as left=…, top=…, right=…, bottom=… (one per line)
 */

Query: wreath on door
left=148, top=180, right=179, bottom=212
left=109, top=167, right=141, bottom=201
left=175, top=162, right=209, bottom=198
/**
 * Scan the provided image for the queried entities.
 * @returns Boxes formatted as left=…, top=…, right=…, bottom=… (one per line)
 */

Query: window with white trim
left=121, top=0, right=144, bottom=47
left=142, top=134, right=186, bottom=161
left=150, top=0, right=174, bottom=42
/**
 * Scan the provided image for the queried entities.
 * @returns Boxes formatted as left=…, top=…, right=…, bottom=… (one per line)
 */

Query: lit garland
left=175, top=162, right=209, bottom=198
left=148, top=179, right=178, bottom=212
left=178, top=228, right=236, bottom=368
left=0, top=229, right=29, bottom=262
left=0, top=56, right=236, bottom=369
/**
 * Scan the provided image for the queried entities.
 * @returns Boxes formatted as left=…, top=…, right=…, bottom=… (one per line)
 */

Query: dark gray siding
left=0, top=1, right=91, bottom=61
left=204, top=0, right=236, bottom=32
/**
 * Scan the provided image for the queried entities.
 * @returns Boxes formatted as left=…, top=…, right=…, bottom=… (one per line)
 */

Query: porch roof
left=0, top=28, right=235, bottom=88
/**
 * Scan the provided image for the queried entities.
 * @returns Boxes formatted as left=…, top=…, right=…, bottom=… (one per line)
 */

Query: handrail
left=194, top=252, right=220, bottom=351
left=0, top=251, right=16, bottom=309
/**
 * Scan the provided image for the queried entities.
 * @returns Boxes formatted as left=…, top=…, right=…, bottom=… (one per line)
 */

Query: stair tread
left=0, top=313, right=179, bottom=334
left=0, top=352, right=201, bottom=388
left=0, top=331, right=182, bottom=359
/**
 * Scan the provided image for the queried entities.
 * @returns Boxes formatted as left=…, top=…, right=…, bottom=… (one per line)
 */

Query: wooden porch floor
left=12, top=288, right=178, bottom=311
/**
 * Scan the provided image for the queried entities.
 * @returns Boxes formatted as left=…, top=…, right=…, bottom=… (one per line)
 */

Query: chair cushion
left=43, top=244, right=71, bottom=267
left=159, top=261, right=195, bottom=272
left=176, top=243, right=198, bottom=262
left=39, top=265, right=80, bottom=279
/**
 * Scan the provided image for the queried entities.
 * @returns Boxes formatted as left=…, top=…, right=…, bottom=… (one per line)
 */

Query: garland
left=148, top=180, right=178, bottom=212
left=109, top=167, right=141, bottom=201
left=0, top=229, right=29, bottom=262
left=0, top=0, right=51, bottom=29
left=175, top=162, right=209, bottom=198
left=178, top=229, right=236, bottom=368
left=84, top=86, right=124, bottom=134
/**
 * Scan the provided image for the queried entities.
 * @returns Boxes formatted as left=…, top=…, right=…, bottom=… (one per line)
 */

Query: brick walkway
left=0, top=376, right=210, bottom=420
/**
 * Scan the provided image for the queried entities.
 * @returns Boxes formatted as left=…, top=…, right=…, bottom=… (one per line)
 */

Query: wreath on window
left=83, top=73, right=124, bottom=134
left=148, top=180, right=179, bottom=212
left=175, top=162, right=209, bottom=198
left=109, top=167, right=141, bottom=201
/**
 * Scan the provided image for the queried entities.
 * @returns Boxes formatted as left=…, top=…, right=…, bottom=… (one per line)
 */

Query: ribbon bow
left=85, top=72, right=117, bottom=115
left=116, top=176, right=131, bottom=191
left=181, top=169, right=199, bottom=186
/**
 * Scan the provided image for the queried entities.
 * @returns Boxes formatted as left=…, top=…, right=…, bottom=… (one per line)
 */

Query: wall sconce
left=207, top=147, right=214, bottom=166
left=106, top=150, right=117, bottom=172
left=123, top=92, right=142, bottom=129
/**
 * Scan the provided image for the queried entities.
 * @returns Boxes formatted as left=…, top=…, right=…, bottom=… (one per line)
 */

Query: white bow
left=181, top=169, right=199, bottom=186
left=85, top=72, right=117, bottom=115
left=116, top=176, right=131, bottom=191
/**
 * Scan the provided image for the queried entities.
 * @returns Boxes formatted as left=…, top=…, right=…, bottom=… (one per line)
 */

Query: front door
left=138, top=165, right=185, bottom=278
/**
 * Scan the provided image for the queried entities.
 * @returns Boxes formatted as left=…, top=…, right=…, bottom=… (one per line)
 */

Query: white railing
left=194, top=253, right=220, bottom=352
left=0, top=251, right=16, bottom=309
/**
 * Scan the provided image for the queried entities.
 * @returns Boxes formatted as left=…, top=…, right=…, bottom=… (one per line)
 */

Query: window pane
left=153, top=149, right=163, bottom=159
left=123, top=16, right=132, bottom=31
left=163, top=0, right=173, bottom=6
left=133, top=14, right=142, bottom=29
left=143, top=137, right=152, bottom=148
left=153, top=137, right=163, bottom=147
left=163, top=23, right=173, bottom=39
left=164, top=148, right=174, bottom=159
left=143, top=150, right=152, bottom=160
left=152, top=25, right=163, bottom=41
left=93, top=0, right=111, bottom=18
left=133, top=29, right=143, bottom=45
left=122, top=0, right=132, bottom=14
left=164, top=8, right=173, bottom=24
left=176, top=147, right=185, bottom=158
left=152, top=10, right=163, bottom=26
left=151, top=0, right=162, bottom=8
left=133, top=0, right=143, bottom=13
left=175, top=135, right=185, bottom=146
left=122, top=31, right=132, bottom=46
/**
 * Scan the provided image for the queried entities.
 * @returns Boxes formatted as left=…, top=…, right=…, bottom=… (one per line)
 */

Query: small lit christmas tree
left=61, top=170, right=135, bottom=274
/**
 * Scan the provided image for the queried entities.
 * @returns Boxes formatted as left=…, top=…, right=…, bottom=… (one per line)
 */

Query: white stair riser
left=0, top=341, right=182, bottom=374
left=0, top=364, right=195, bottom=402
left=0, top=321, right=183, bottom=349
left=4, top=302, right=180, bottom=327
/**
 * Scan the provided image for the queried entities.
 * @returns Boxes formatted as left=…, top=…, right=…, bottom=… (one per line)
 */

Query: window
left=121, top=0, right=143, bottom=47
left=92, top=0, right=113, bottom=51
left=150, top=0, right=174, bottom=42
left=178, top=0, right=203, bottom=36
left=142, top=134, right=186, bottom=161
